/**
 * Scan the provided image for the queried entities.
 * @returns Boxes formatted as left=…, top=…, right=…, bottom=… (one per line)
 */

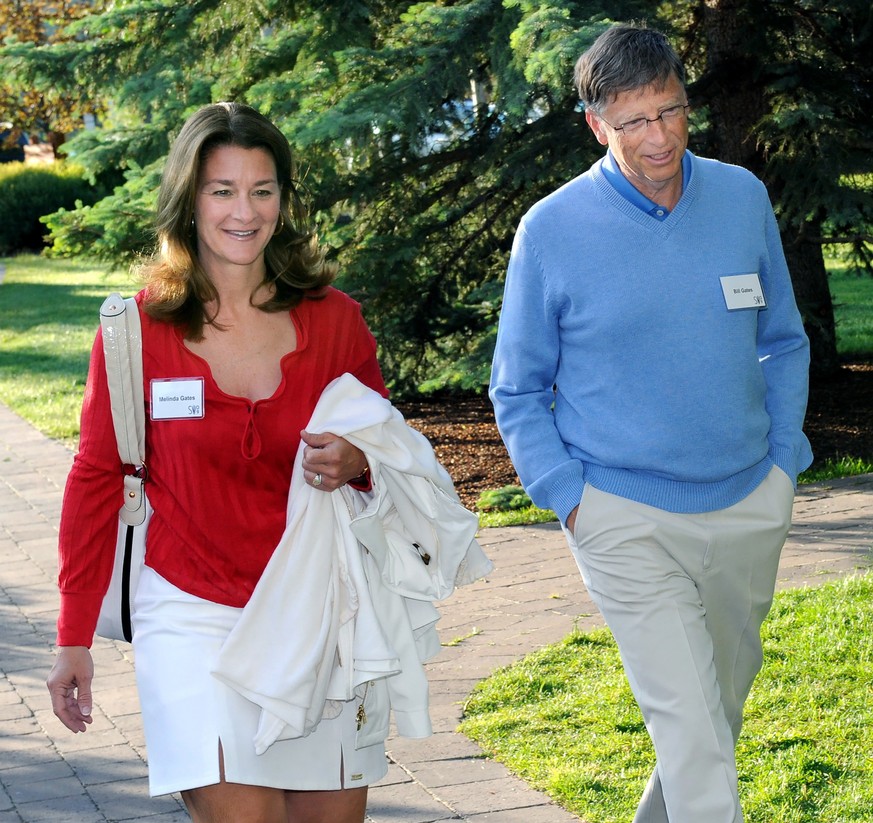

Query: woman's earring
left=273, top=214, right=285, bottom=235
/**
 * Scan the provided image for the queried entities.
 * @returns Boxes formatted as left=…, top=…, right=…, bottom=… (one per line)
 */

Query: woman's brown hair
left=140, top=102, right=335, bottom=338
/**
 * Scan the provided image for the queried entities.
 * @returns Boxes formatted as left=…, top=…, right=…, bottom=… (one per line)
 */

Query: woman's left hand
left=300, top=430, right=368, bottom=492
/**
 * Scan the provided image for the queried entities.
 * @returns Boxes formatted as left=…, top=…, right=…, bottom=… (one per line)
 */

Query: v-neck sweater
left=57, top=287, right=386, bottom=647
left=490, top=151, right=813, bottom=524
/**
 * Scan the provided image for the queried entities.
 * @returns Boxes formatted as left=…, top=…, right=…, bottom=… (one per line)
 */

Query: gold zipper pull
left=356, top=681, right=371, bottom=730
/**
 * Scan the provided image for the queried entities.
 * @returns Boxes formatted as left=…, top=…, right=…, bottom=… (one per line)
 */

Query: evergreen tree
left=0, top=0, right=105, bottom=154
left=2, top=0, right=870, bottom=390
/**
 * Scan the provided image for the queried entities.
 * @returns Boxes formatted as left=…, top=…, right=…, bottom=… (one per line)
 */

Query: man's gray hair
left=574, top=23, right=685, bottom=114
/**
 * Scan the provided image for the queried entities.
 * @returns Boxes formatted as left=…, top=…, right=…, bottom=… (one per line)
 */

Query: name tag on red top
left=720, top=273, right=767, bottom=310
left=150, top=378, right=205, bottom=420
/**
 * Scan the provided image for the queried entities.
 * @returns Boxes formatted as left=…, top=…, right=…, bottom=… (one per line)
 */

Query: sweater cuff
left=551, top=477, right=586, bottom=526
left=529, top=460, right=585, bottom=525
left=57, top=591, right=102, bottom=648
left=770, top=437, right=813, bottom=487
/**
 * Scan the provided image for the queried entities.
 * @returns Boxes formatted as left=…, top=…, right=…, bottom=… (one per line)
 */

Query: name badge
left=150, top=378, right=205, bottom=420
left=720, top=273, right=767, bottom=310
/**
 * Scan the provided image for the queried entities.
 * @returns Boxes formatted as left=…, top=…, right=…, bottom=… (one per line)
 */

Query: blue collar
left=602, top=150, right=692, bottom=221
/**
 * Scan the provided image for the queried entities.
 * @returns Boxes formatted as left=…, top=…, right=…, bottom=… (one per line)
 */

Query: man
left=489, top=23, right=812, bottom=823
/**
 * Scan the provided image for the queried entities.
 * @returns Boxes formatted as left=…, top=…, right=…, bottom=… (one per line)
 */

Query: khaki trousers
left=567, top=466, right=795, bottom=822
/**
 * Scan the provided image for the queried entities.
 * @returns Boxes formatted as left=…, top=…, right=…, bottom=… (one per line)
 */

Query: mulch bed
left=396, top=362, right=873, bottom=510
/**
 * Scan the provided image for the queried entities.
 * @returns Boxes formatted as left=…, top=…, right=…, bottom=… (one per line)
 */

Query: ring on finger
left=312, top=472, right=323, bottom=487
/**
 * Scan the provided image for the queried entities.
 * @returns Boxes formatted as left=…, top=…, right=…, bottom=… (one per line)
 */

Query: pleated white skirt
left=131, top=567, right=388, bottom=797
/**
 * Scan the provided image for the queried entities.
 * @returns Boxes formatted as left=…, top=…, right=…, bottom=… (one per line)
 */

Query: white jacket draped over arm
left=212, top=374, right=493, bottom=755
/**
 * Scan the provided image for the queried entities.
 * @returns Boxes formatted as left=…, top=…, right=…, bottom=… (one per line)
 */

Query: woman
left=46, top=102, right=388, bottom=823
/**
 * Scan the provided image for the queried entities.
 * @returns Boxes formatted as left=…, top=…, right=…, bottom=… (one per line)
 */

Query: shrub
left=0, top=162, right=104, bottom=255
left=477, top=484, right=534, bottom=512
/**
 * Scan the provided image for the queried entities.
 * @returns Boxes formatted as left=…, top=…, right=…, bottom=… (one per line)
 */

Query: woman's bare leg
left=181, top=744, right=368, bottom=823
left=183, top=783, right=367, bottom=823
left=182, top=780, right=288, bottom=823
left=285, top=787, right=368, bottom=823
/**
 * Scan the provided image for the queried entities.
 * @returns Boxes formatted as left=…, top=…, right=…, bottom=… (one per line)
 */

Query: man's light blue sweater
left=489, top=151, right=813, bottom=524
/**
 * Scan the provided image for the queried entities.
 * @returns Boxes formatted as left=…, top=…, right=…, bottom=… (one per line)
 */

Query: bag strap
left=100, top=293, right=147, bottom=526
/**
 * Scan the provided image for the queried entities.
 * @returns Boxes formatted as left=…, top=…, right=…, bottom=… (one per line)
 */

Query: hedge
left=0, top=162, right=103, bottom=255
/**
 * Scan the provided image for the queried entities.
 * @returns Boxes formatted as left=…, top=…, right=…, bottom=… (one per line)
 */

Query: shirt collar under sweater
left=602, top=149, right=693, bottom=221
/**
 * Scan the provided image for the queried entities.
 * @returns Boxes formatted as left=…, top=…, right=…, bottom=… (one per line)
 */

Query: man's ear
left=585, top=110, right=610, bottom=146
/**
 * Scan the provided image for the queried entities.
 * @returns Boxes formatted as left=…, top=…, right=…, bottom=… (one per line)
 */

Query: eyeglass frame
left=596, top=104, right=690, bottom=136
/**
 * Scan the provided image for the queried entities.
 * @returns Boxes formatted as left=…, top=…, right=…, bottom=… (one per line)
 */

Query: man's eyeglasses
left=598, top=104, right=690, bottom=136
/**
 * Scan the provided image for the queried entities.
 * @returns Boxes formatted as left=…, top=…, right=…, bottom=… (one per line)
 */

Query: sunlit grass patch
left=460, top=574, right=873, bottom=823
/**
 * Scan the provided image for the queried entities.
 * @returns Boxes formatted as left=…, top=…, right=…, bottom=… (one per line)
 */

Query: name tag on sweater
left=150, top=378, right=205, bottom=420
left=720, top=273, right=766, bottom=310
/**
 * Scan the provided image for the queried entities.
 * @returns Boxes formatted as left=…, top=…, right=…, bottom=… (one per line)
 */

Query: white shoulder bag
left=95, top=293, right=152, bottom=642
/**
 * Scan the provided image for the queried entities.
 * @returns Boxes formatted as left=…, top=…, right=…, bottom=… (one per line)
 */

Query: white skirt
left=131, top=567, right=388, bottom=797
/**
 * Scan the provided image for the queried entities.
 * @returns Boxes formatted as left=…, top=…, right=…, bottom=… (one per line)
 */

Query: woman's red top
left=57, top=287, right=386, bottom=647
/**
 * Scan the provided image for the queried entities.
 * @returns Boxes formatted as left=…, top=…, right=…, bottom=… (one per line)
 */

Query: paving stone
left=0, top=782, right=13, bottom=814
left=1, top=400, right=871, bottom=822
left=12, top=793, right=101, bottom=823
left=6, top=775, right=85, bottom=805
left=432, top=775, right=556, bottom=816
left=466, top=807, right=581, bottom=822
left=366, top=778, right=461, bottom=822
left=85, top=778, right=175, bottom=821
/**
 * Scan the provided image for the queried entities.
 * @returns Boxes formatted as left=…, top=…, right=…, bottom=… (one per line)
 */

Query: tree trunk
left=698, top=0, right=841, bottom=376
left=700, top=0, right=767, bottom=176
left=48, top=130, right=66, bottom=157
left=782, top=234, right=840, bottom=378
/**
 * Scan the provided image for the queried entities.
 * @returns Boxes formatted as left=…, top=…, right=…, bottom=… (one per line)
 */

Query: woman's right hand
left=46, top=645, right=94, bottom=732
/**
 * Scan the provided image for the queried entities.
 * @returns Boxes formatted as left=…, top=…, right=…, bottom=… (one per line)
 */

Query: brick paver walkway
left=1, top=400, right=870, bottom=822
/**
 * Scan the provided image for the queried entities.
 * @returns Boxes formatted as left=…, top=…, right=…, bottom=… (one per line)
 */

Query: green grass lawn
left=460, top=573, right=873, bottom=823
left=827, top=254, right=873, bottom=360
left=0, top=255, right=139, bottom=445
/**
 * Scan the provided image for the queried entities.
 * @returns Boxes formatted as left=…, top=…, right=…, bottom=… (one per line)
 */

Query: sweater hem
left=582, top=458, right=774, bottom=514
